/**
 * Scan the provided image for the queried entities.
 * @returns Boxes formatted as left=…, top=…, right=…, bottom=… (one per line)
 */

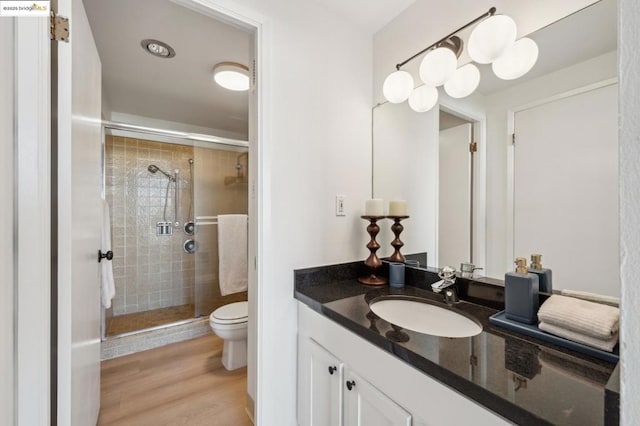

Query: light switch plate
left=335, top=194, right=346, bottom=216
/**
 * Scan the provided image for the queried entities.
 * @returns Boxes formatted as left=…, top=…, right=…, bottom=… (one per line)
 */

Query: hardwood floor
left=99, top=334, right=252, bottom=426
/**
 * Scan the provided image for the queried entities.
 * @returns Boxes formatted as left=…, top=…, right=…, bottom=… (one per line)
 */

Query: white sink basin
left=369, top=298, right=482, bottom=338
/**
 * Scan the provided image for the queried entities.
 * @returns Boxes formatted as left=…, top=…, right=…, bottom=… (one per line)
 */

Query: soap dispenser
left=505, top=257, right=539, bottom=324
left=529, top=254, right=553, bottom=293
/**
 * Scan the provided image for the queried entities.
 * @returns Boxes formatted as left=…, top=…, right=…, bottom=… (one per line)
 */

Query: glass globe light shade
left=444, top=64, right=481, bottom=98
left=383, top=70, right=414, bottom=103
left=492, top=37, right=539, bottom=80
left=419, top=47, right=458, bottom=87
left=408, top=85, right=439, bottom=113
left=468, top=15, right=517, bottom=64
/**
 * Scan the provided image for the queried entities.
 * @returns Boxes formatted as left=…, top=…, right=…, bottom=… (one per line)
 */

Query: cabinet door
left=344, top=371, right=411, bottom=426
left=298, top=337, right=344, bottom=426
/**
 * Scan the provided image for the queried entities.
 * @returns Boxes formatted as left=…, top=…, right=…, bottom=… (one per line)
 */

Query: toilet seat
left=210, top=301, right=248, bottom=325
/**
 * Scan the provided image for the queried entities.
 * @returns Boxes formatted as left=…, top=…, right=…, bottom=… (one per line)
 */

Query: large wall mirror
left=372, top=0, right=618, bottom=296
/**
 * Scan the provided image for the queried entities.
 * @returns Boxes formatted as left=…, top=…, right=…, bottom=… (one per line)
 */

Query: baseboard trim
left=246, top=393, right=255, bottom=424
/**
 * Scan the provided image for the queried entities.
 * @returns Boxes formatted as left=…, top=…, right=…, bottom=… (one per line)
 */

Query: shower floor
left=106, top=304, right=195, bottom=336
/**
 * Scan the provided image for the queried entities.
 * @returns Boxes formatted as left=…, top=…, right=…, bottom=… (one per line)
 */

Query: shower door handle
left=98, top=250, right=113, bottom=263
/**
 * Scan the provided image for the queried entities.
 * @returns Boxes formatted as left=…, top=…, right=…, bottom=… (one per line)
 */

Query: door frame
left=14, top=16, right=52, bottom=425
left=437, top=99, right=487, bottom=271
left=14, top=0, right=270, bottom=424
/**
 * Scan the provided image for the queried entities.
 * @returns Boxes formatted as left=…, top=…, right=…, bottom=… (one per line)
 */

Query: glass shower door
left=193, top=146, right=249, bottom=317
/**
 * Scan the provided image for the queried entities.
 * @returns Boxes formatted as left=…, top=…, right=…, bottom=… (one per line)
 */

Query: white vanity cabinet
left=298, top=337, right=411, bottom=426
left=343, top=370, right=412, bottom=426
left=297, top=303, right=510, bottom=426
left=299, top=338, right=344, bottom=426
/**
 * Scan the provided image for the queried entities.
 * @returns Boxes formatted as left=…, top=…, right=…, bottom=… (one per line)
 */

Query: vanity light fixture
left=491, top=37, right=539, bottom=80
left=382, top=7, right=538, bottom=112
left=213, top=62, right=250, bottom=91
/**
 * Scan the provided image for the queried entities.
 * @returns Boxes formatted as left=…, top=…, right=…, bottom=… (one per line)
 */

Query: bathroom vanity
left=295, top=261, right=619, bottom=425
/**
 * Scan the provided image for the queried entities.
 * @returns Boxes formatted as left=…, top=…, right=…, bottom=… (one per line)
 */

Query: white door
left=439, top=123, right=472, bottom=267
left=56, top=0, right=103, bottom=423
left=514, top=84, right=618, bottom=296
left=344, top=371, right=411, bottom=426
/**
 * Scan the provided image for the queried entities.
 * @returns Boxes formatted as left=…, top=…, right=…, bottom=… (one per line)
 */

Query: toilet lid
left=210, top=301, right=248, bottom=324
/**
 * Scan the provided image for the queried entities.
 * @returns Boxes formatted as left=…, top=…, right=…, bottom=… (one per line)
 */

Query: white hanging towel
left=218, top=214, right=248, bottom=296
left=101, top=200, right=116, bottom=308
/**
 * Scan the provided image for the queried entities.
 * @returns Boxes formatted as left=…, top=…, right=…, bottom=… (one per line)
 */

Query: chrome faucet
left=443, top=287, right=460, bottom=305
left=431, top=266, right=457, bottom=293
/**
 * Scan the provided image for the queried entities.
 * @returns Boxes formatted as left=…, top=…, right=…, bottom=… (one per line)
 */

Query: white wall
left=208, top=0, right=373, bottom=424
left=372, top=102, right=437, bottom=262
left=0, top=18, right=15, bottom=426
left=619, top=0, right=640, bottom=423
left=373, top=0, right=599, bottom=104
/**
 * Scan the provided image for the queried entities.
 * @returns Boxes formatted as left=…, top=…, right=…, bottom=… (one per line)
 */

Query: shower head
left=147, top=164, right=174, bottom=180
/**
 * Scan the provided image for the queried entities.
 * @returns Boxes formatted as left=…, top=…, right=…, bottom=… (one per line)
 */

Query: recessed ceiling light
left=140, top=39, right=175, bottom=58
left=213, top=62, right=250, bottom=91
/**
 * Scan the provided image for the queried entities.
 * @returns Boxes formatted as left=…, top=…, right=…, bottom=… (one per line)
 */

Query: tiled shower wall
left=105, top=136, right=195, bottom=316
left=104, top=135, right=249, bottom=321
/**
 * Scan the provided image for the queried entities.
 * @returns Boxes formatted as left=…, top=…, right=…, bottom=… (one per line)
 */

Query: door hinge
left=470, top=355, right=478, bottom=367
left=50, top=12, right=69, bottom=43
left=252, top=59, right=256, bottom=86
left=469, top=142, right=478, bottom=153
left=512, top=133, right=516, bottom=145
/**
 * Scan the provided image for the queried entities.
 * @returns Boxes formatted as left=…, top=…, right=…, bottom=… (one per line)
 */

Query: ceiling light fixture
left=382, top=7, right=538, bottom=112
left=140, top=39, right=175, bottom=58
left=213, top=62, right=250, bottom=91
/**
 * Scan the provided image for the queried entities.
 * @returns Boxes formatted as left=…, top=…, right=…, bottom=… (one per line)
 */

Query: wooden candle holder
left=358, top=216, right=388, bottom=286
left=387, top=215, right=409, bottom=263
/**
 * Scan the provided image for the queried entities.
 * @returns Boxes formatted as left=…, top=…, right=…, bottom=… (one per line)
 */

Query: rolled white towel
left=539, top=321, right=618, bottom=353
left=537, top=295, right=619, bottom=340
left=560, top=289, right=619, bottom=307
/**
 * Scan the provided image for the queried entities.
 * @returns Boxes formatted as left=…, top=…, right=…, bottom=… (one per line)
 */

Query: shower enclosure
left=103, top=126, right=248, bottom=337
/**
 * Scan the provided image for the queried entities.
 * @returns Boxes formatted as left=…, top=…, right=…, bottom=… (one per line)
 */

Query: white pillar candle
left=364, top=199, right=384, bottom=216
left=388, top=200, right=407, bottom=216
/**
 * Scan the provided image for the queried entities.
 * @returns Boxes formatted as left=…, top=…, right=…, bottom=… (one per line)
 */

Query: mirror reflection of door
left=438, top=111, right=473, bottom=268
left=513, top=83, right=618, bottom=296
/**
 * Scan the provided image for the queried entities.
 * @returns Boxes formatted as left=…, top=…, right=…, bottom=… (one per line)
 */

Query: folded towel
left=101, top=200, right=116, bottom=309
left=218, top=214, right=248, bottom=296
left=537, top=295, right=619, bottom=340
left=539, top=321, right=618, bottom=352
left=560, top=289, right=619, bottom=307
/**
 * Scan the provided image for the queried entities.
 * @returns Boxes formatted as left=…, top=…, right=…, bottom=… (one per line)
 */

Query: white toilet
left=209, top=301, right=248, bottom=370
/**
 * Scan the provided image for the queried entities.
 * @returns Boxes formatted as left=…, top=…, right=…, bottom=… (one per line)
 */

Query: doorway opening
left=437, top=107, right=482, bottom=269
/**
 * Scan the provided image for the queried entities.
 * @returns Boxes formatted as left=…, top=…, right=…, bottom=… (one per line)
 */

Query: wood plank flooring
left=99, top=334, right=252, bottom=426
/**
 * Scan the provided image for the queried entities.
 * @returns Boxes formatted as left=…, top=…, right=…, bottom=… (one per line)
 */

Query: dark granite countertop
left=294, top=260, right=619, bottom=426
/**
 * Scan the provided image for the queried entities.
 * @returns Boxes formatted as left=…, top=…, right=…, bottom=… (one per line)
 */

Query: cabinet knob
left=328, top=366, right=337, bottom=375
left=346, top=380, right=356, bottom=391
